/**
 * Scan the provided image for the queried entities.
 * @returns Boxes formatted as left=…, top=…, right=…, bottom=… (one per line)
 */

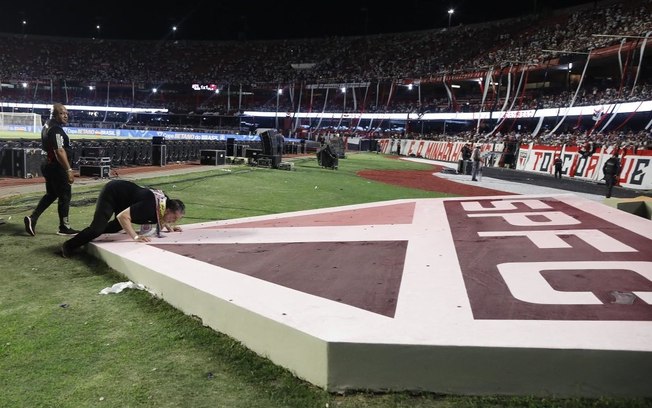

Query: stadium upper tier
left=1, top=0, right=650, bottom=142
left=0, top=0, right=649, bottom=85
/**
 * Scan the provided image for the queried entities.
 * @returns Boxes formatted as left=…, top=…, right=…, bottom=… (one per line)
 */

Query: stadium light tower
left=448, top=9, right=454, bottom=28
left=96, top=24, right=101, bottom=38
left=275, top=87, right=282, bottom=130
left=21, top=20, right=27, bottom=35
left=172, top=26, right=177, bottom=40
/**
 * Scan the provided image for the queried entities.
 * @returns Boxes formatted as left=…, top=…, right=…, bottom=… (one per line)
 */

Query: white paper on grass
left=99, top=281, right=148, bottom=295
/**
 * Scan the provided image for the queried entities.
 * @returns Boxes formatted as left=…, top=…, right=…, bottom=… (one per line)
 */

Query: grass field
left=0, top=153, right=649, bottom=408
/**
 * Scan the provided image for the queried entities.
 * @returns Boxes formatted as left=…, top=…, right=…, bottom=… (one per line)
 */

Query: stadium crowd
left=1, top=1, right=649, bottom=84
left=0, top=0, right=650, bottom=149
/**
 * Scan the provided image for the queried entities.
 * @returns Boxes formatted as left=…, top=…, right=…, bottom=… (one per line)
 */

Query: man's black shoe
left=57, top=226, right=80, bottom=236
left=24, top=216, right=35, bottom=236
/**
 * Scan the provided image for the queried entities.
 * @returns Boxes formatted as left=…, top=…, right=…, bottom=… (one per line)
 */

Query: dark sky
left=3, top=1, right=593, bottom=41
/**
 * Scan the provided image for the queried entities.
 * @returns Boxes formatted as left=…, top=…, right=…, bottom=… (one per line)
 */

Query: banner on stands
left=380, top=139, right=651, bottom=191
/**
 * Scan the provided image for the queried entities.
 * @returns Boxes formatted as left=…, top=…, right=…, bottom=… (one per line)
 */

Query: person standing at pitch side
left=553, top=155, right=563, bottom=179
left=471, top=144, right=482, bottom=181
left=24, top=103, right=80, bottom=236
left=602, top=151, right=621, bottom=198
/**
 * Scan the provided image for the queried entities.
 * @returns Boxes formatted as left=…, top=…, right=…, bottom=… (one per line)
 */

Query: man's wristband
left=133, top=235, right=139, bottom=241
left=66, top=168, right=73, bottom=172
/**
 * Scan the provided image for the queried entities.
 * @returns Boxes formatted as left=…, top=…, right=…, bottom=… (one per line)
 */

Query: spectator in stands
left=24, top=103, right=80, bottom=236
left=60, top=180, right=185, bottom=257
left=579, top=140, right=595, bottom=158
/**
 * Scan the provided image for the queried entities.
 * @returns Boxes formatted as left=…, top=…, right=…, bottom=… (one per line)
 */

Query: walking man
left=24, top=103, right=79, bottom=236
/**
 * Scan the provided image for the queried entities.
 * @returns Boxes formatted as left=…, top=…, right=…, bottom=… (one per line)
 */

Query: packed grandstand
left=0, top=0, right=650, bottom=190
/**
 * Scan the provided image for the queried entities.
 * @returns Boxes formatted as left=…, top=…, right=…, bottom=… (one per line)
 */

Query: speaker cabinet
left=260, top=131, right=275, bottom=156
left=152, top=136, right=166, bottom=145
left=11, top=148, right=44, bottom=178
left=317, top=146, right=338, bottom=169
left=245, top=148, right=262, bottom=161
left=152, top=145, right=167, bottom=166
left=0, top=147, right=14, bottom=176
left=260, top=130, right=284, bottom=157
left=79, top=165, right=110, bottom=178
left=200, top=149, right=226, bottom=165
left=81, top=146, right=106, bottom=157
left=226, top=138, right=235, bottom=156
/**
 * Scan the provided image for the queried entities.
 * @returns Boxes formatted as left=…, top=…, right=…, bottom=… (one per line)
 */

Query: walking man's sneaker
left=57, top=226, right=80, bottom=236
left=24, top=216, right=35, bottom=236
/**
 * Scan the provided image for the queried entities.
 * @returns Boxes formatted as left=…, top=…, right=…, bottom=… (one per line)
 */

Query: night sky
left=3, top=0, right=594, bottom=41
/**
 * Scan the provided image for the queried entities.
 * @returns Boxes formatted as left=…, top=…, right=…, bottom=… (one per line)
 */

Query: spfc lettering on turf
left=445, top=197, right=652, bottom=320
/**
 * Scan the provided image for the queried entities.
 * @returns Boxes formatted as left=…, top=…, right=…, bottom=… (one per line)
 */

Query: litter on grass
left=99, top=281, right=148, bottom=295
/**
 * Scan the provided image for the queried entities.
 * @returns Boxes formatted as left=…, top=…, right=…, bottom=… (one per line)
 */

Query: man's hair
left=167, top=199, right=185, bottom=214
left=52, top=103, right=66, bottom=116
